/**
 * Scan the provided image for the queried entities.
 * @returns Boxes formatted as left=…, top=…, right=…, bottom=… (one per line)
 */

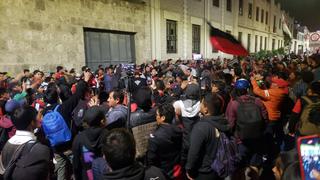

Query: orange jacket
left=251, top=79, right=288, bottom=121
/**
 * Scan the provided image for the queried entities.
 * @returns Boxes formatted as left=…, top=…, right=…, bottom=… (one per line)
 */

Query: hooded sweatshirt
left=173, top=99, right=200, bottom=118
left=186, top=115, right=231, bottom=178
left=72, top=127, right=105, bottom=180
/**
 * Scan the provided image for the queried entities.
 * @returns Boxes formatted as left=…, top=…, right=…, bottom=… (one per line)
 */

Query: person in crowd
left=0, top=53, right=317, bottom=180
left=130, top=87, right=156, bottom=128
left=186, top=93, right=230, bottom=180
left=309, top=53, right=320, bottom=81
left=72, top=106, right=106, bottom=180
left=42, top=71, right=91, bottom=180
left=288, top=81, right=320, bottom=136
left=251, top=72, right=289, bottom=153
left=226, top=79, right=268, bottom=172
left=211, top=80, right=230, bottom=113
left=0, top=100, right=15, bottom=152
left=101, top=128, right=167, bottom=180
left=103, top=66, right=114, bottom=93
left=1, top=106, right=51, bottom=180
left=292, top=70, right=314, bottom=101
left=105, top=89, right=127, bottom=130
left=173, top=84, right=201, bottom=166
left=147, top=103, right=183, bottom=179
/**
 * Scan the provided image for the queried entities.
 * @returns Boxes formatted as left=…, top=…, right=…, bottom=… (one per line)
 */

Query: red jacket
left=251, top=78, right=289, bottom=121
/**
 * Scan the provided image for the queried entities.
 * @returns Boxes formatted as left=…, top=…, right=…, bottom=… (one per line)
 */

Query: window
left=84, top=28, right=136, bottom=69
left=239, top=0, right=243, bottom=15
left=248, top=3, right=253, bottom=19
left=192, top=24, right=201, bottom=54
left=213, top=0, right=219, bottom=7
left=265, top=37, right=267, bottom=50
left=238, top=32, right=242, bottom=42
left=260, top=36, right=263, bottom=51
left=279, top=18, right=281, bottom=29
left=247, top=34, right=251, bottom=51
left=266, top=11, right=268, bottom=25
left=256, top=7, right=260, bottom=21
left=166, top=20, right=177, bottom=53
left=261, top=9, right=264, bottom=23
left=255, top=35, right=258, bottom=52
left=278, top=39, right=280, bottom=49
left=273, top=15, right=277, bottom=33
left=272, top=38, right=275, bottom=50
left=226, top=0, right=232, bottom=12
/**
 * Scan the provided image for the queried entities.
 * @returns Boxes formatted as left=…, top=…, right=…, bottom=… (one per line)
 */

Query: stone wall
left=0, top=0, right=151, bottom=74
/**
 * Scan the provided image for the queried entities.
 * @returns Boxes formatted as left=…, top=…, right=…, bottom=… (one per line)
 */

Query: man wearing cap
left=226, top=78, right=268, bottom=172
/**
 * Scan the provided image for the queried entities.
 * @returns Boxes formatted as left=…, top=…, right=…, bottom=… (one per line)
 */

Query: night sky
left=278, top=0, right=320, bottom=32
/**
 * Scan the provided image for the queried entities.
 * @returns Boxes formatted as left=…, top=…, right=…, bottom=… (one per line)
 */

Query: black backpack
left=236, top=97, right=265, bottom=139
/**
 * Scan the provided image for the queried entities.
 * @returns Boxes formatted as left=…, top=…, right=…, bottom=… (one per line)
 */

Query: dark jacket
left=186, top=115, right=230, bottom=178
left=102, top=162, right=167, bottom=180
left=129, top=108, right=156, bottom=128
left=147, top=124, right=183, bottom=179
left=2, top=141, right=51, bottom=180
left=72, top=127, right=105, bottom=180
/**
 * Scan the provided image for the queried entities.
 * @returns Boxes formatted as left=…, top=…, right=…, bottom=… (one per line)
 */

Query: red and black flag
left=208, top=22, right=249, bottom=56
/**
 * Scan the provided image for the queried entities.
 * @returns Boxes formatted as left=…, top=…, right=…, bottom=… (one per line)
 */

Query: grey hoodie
left=173, top=99, right=200, bottom=117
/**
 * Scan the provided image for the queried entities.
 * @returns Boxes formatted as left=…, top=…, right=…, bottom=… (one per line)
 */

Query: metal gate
left=84, top=28, right=136, bottom=70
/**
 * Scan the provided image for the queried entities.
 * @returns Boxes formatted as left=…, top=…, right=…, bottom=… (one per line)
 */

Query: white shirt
left=8, top=130, right=36, bottom=145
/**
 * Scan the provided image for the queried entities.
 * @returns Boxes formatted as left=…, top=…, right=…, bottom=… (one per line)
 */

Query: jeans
left=54, top=151, right=73, bottom=180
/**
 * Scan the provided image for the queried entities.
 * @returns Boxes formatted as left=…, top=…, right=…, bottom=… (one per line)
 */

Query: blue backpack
left=42, top=105, right=71, bottom=147
left=211, top=128, right=241, bottom=178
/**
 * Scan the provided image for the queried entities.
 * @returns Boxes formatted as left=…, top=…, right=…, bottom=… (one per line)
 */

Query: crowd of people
left=0, top=52, right=319, bottom=180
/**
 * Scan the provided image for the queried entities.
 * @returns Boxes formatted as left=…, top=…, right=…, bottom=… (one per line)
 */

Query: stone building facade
left=0, top=0, right=294, bottom=73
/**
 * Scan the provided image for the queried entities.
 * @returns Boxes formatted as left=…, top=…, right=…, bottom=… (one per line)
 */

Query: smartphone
left=297, top=135, right=320, bottom=180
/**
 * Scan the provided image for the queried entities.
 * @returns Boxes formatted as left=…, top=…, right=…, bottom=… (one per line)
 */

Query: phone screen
left=298, top=136, right=320, bottom=180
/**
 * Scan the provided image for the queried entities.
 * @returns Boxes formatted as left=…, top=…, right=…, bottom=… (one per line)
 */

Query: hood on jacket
left=201, top=115, right=231, bottom=132
left=81, top=127, right=104, bottom=154
left=175, top=99, right=200, bottom=117
left=103, top=162, right=145, bottom=180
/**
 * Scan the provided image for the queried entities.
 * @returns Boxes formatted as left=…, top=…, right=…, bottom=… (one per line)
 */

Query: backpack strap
left=236, top=96, right=255, bottom=104
left=3, top=140, right=38, bottom=179
left=54, top=105, right=60, bottom=112
left=301, top=96, right=313, bottom=105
